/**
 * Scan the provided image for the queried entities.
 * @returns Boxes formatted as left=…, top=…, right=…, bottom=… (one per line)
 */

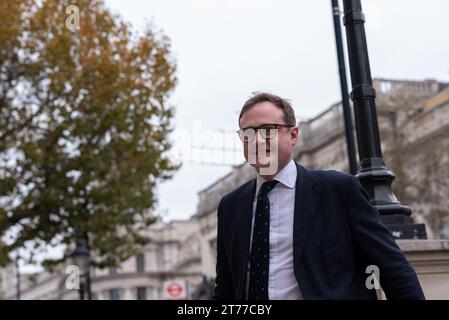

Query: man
left=213, top=93, right=425, bottom=300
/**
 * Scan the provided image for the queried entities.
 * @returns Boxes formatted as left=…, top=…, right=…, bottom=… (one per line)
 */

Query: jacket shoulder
left=305, top=167, right=355, bottom=189
left=220, top=179, right=255, bottom=205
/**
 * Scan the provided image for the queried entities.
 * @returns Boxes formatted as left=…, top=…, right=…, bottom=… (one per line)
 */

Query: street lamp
left=70, top=236, right=92, bottom=300
left=15, top=256, right=21, bottom=300
left=341, top=0, right=426, bottom=239
left=331, top=0, right=358, bottom=176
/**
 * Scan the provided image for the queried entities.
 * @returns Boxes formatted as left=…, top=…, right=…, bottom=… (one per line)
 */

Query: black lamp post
left=70, top=236, right=92, bottom=300
left=341, top=0, right=426, bottom=239
left=15, top=256, right=21, bottom=300
left=331, top=0, right=358, bottom=176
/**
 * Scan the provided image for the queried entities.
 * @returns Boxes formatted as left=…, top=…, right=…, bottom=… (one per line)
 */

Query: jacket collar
left=255, top=159, right=297, bottom=194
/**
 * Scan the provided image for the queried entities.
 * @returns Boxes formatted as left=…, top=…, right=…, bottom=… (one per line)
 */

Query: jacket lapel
left=293, top=163, right=322, bottom=266
left=235, top=179, right=256, bottom=299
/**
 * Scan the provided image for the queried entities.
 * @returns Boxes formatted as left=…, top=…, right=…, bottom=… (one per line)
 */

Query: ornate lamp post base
left=341, top=0, right=427, bottom=240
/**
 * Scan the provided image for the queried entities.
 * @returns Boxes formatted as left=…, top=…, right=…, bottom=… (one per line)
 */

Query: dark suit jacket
left=213, top=162, right=425, bottom=300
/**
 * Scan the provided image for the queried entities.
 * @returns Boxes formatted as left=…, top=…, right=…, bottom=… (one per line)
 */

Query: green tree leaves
left=0, top=0, right=179, bottom=268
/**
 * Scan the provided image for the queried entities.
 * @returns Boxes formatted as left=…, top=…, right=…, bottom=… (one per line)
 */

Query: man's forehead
left=240, top=102, right=284, bottom=123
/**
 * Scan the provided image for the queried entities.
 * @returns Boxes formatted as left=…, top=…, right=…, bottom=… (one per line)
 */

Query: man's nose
left=248, top=131, right=263, bottom=149
left=255, top=130, right=268, bottom=144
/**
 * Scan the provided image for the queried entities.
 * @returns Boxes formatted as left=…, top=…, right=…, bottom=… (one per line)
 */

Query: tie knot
left=259, top=180, right=279, bottom=196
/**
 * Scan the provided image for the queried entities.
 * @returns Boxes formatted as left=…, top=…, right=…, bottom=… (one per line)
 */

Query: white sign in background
left=162, top=280, right=189, bottom=300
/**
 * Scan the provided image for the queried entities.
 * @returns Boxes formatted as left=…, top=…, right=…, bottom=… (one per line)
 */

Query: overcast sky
left=103, top=0, right=449, bottom=223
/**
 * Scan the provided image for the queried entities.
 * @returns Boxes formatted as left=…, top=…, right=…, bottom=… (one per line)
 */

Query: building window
left=109, top=288, right=121, bottom=300
left=109, top=266, right=117, bottom=275
left=136, top=287, right=147, bottom=300
left=136, top=253, right=145, bottom=273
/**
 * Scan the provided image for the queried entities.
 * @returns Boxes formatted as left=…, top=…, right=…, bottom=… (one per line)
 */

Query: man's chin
left=248, top=159, right=272, bottom=170
left=246, top=152, right=278, bottom=169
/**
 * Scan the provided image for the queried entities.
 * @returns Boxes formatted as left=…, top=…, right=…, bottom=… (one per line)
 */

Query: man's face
left=239, top=101, right=298, bottom=175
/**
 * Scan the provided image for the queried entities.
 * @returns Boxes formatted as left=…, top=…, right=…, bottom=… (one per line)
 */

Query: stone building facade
left=0, top=220, right=204, bottom=299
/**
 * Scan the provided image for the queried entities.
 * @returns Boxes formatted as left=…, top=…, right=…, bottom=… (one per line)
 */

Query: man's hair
left=239, top=92, right=296, bottom=127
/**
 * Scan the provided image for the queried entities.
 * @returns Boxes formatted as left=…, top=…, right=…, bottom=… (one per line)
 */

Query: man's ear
left=291, top=127, right=299, bottom=145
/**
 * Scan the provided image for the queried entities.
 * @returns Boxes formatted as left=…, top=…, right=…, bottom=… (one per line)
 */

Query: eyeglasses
left=236, top=124, right=294, bottom=143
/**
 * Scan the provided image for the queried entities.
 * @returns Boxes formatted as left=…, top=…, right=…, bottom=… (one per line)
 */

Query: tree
left=0, top=0, right=179, bottom=268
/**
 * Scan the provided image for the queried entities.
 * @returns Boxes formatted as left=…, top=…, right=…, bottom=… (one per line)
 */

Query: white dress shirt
left=246, top=159, right=303, bottom=300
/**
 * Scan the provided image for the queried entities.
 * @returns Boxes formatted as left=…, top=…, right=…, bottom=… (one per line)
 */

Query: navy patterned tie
left=248, top=180, right=279, bottom=300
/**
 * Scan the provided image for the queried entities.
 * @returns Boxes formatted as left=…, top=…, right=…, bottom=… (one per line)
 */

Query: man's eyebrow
left=241, top=123, right=276, bottom=130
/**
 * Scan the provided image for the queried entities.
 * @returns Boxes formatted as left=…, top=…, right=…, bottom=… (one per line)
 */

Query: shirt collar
left=255, top=159, right=297, bottom=194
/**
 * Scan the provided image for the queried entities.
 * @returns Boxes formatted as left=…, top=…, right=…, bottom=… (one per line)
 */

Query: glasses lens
left=239, top=128, right=255, bottom=142
left=259, top=125, right=277, bottom=139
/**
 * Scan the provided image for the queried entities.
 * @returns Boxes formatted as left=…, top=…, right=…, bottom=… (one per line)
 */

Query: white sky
left=102, top=0, right=449, bottom=222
